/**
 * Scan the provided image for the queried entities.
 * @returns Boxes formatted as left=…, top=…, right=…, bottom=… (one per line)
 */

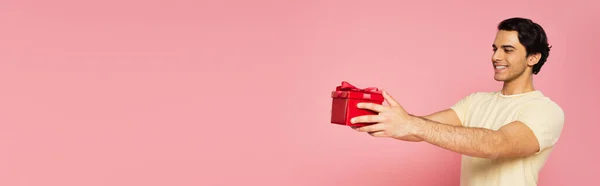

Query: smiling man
left=351, top=17, right=564, bottom=186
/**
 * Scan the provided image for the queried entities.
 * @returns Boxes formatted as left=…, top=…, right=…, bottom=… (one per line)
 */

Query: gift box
left=330, top=81, right=384, bottom=127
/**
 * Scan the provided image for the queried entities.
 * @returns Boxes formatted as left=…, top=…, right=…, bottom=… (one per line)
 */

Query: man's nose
left=492, top=52, right=503, bottom=61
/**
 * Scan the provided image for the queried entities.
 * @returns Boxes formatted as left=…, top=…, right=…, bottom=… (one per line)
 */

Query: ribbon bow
left=336, top=81, right=382, bottom=94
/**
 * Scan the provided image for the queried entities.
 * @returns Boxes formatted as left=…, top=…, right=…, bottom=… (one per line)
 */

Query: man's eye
left=505, top=50, right=513, bottom=53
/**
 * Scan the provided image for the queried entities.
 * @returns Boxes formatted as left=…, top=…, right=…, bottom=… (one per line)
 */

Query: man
left=350, top=17, right=564, bottom=186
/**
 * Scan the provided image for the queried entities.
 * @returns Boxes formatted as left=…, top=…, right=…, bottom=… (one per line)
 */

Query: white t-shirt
left=450, top=90, right=565, bottom=186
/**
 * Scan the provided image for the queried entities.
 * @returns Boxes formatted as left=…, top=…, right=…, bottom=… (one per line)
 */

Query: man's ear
left=527, top=53, right=541, bottom=67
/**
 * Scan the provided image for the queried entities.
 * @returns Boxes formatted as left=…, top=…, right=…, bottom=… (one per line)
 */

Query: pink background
left=1, top=0, right=598, bottom=185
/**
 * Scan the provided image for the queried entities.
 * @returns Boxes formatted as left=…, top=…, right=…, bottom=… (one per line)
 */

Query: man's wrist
left=407, top=115, right=426, bottom=137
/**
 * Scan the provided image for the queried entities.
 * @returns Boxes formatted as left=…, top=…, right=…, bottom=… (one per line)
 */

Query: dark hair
left=497, top=17, right=552, bottom=75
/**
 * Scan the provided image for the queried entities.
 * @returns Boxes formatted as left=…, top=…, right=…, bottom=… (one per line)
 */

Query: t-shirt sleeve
left=450, top=92, right=478, bottom=126
left=516, top=100, right=565, bottom=153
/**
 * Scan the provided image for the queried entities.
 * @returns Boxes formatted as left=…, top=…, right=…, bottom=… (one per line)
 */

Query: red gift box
left=330, top=81, right=384, bottom=127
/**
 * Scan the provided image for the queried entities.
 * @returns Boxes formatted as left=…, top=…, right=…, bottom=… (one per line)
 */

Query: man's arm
left=395, top=109, right=463, bottom=142
left=420, top=109, right=463, bottom=127
left=353, top=91, right=563, bottom=159
left=410, top=116, right=541, bottom=159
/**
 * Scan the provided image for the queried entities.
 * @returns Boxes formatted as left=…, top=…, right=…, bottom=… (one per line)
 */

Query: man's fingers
left=382, top=90, right=401, bottom=107
left=368, top=131, right=388, bottom=137
left=351, top=115, right=386, bottom=124
left=355, top=123, right=386, bottom=133
left=356, top=102, right=388, bottom=113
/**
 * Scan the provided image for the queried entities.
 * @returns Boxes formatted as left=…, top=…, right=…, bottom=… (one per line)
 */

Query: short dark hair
left=497, top=17, right=552, bottom=75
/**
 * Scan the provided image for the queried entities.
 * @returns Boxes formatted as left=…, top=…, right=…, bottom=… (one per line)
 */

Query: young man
left=351, top=17, right=564, bottom=186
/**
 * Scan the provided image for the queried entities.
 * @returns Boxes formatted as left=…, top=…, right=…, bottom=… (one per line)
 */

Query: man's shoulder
left=469, top=91, right=498, bottom=97
left=461, top=91, right=498, bottom=100
left=520, top=95, right=564, bottom=115
left=462, top=91, right=562, bottom=109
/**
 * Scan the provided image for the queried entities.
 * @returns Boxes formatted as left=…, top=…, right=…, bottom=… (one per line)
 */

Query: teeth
left=495, top=66, right=507, bottom=69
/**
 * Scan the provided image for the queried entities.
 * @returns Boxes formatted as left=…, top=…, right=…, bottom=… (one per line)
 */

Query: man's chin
left=493, top=76, right=506, bottom=82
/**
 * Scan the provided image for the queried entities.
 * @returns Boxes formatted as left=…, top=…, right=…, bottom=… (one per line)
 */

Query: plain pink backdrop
left=1, top=0, right=598, bottom=185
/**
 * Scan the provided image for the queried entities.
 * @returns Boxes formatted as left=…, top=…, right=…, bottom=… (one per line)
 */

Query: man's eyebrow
left=492, top=44, right=516, bottom=49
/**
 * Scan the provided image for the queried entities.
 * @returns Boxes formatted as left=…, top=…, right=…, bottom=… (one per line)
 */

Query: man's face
left=491, top=30, right=537, bottom=82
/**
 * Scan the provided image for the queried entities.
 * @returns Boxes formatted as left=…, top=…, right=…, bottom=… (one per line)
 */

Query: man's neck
left=501, top=74, right=535, bottom=95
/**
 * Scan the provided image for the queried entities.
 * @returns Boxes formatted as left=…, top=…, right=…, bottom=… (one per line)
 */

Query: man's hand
left=350, top=91, right=421, bottom=141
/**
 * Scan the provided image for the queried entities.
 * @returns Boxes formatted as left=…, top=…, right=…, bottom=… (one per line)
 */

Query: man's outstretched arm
left=389, top=109, right=464, bottom=142
left=351, top=91, right=549, bottom=160
left=410, top=116, right=541, bottom=159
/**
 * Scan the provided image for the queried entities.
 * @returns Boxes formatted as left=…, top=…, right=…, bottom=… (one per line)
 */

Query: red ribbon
left=336, top=81, right=382, bottom=94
